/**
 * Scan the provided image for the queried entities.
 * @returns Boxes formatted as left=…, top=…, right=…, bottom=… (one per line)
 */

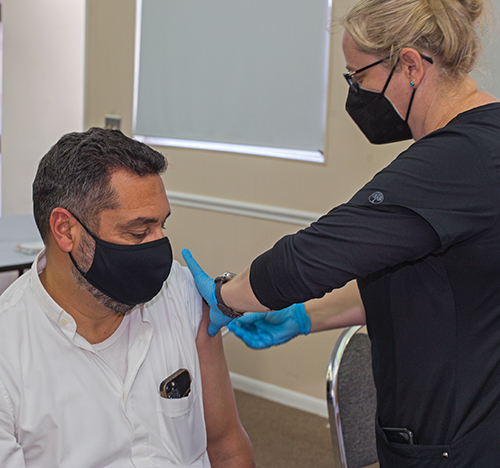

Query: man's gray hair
left=32, top=127, right=167, bottom=241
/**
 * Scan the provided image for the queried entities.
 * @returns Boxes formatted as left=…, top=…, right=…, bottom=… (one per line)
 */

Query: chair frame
left=326, top=325, right=364, bottom=468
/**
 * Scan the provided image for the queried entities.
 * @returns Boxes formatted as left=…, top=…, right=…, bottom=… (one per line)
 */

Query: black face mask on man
left=68, top=213, right=173, bottom=306
left=345, top=65, right=416, bottom=145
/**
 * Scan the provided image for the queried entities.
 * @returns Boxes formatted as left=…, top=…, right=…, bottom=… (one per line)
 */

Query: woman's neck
left=412, top=76, right=498, bottom=140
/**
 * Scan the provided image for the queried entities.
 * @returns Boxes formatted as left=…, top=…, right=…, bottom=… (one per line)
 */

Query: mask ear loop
left=380, top=61, right=417, bottom=122
left=381, top=65, right=397, bottom=94
left=405, top=87, right=417, bottom=121
left=67, top=210, right=98, bottom=240
left=68, top=250, right=89, bottom=278
left=66, top=210, right=97, bottom=277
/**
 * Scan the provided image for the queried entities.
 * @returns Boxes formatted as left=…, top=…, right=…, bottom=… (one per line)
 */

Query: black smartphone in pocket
left=382, top=427, right=415, bottom=445
left=159, top=368, right=191, bottom=399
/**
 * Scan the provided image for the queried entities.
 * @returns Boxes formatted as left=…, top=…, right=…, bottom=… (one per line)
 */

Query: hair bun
left=343, top=0, right=488, bottom=79
left=457, top=0, right=483, bottom=23
left=427, top=0, right=483, bottom=24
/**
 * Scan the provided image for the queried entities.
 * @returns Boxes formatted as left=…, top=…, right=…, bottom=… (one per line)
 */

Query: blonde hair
left=342, top=0, right=487, bottom=79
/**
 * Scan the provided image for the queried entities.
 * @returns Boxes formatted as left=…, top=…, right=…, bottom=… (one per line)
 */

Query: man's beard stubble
left=69, top=232, right=136, bottom=315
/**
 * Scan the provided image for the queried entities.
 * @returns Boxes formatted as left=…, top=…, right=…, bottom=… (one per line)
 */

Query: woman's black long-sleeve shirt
left=250, top=104, right=500, bottom=466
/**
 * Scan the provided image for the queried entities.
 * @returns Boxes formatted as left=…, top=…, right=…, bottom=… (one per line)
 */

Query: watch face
left=219, top=272, right=236, bottom=283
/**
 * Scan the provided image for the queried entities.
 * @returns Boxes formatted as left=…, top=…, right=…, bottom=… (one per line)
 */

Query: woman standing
left=184, top=0, right=500, bottom=465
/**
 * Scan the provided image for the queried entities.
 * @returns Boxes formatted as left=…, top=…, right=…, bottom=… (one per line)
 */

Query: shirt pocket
left=156, top=386, right=207, bottom=465
left=376, top=419, right=452, bottom=468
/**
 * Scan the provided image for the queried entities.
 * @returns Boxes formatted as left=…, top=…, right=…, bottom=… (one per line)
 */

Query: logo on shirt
left=369, top=191, right=384, bottom=204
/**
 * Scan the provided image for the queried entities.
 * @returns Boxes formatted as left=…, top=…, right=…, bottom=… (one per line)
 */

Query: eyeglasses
left=343, top=53, right=434, bottom=94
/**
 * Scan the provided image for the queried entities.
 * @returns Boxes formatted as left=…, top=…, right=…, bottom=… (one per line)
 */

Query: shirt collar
left=31, top=250, right=79, bottom=341
left=30, top=251, right=149, bottom=347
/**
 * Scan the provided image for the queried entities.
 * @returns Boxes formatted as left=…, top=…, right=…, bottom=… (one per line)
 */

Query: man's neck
left=73, top=312, right=125, bottom=345
left=40, top=254, right=125, bottom=344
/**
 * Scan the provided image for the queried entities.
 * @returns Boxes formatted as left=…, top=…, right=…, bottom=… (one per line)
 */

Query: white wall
left=1, top=0, right=86, bottom=215
left=471, top=0, right=500, bottom=99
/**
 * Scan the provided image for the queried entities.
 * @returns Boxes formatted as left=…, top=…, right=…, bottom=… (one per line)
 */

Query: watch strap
left=214, top=274, right=243, bottom=319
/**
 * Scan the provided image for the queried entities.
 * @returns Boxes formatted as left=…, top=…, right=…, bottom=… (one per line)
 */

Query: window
left=133, top=0, right=331, bottom=162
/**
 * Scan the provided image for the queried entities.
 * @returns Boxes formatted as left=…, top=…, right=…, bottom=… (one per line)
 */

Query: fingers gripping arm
left=228, top=281, right=365, bottom=349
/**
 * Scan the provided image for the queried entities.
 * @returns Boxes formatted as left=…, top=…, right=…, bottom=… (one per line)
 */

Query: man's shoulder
left=0, top=274, right=36, bottom=360
left=145, top=260, right=203, bottom=332
left=0, top=273, right=32, bottom=319
left=168, top=259, right=195, bottom=285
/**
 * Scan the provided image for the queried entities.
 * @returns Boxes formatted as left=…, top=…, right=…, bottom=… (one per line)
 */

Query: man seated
left=0, top=128, right=254, bottom=468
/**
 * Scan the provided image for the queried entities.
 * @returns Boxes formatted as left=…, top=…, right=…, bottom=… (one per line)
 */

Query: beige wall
left=85, top=0, right=410, bottom=399
left=2, top=0, right=86, bottom=215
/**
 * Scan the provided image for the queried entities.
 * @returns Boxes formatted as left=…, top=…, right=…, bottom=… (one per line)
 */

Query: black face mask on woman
left=69, top=213, right=173, bottom=306
left=345, top=65, right=415, bottom=145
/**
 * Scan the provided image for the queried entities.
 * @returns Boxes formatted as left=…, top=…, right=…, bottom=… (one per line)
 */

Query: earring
left=410, top=80, right=415, bottom=87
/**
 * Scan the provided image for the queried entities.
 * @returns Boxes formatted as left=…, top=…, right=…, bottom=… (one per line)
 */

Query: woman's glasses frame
left=343, top=54, right=434, bottom=95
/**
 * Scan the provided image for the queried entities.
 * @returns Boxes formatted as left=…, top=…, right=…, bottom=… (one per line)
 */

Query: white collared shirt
left=0, top=252, right=210, bottom=468
left=93, top=311, right=131, bottom=382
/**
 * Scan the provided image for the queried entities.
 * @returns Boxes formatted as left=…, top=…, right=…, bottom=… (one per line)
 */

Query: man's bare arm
left=196, top=302, right=255, bottom=468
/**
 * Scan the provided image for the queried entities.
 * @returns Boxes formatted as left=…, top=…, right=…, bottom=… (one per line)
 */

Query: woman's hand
left=182, top=248, right=235, bottom=336
left=227, top=303, right=310, bottom=349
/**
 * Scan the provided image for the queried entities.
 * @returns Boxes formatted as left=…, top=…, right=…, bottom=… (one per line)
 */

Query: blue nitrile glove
left=182, top=248, right=234, bottom=337
left=227, top=303, right=310, bottom=349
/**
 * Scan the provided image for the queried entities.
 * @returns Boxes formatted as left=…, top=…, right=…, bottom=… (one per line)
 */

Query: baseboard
left=230, top=372, right=329, bottom=419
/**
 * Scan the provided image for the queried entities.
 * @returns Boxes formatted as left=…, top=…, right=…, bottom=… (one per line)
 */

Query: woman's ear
left=400, top=48, right=426, bottom=87
left=49, top=208, right=78, bottom=253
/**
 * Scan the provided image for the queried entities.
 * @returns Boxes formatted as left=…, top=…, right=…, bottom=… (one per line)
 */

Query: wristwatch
left=214, top=272, right=243, bottom=318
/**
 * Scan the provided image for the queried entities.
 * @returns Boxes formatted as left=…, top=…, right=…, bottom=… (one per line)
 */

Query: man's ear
left=49, top=208, right=79, bottom=253
left=399, top=48, right=426, bottom=87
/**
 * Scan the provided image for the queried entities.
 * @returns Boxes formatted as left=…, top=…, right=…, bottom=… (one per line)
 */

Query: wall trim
left=167, top=190, right=322, bottom=226
left=230, top=372, right=329, bottom=419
